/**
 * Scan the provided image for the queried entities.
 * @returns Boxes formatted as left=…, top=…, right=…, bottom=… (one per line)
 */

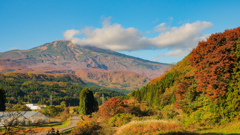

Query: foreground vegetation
left=68, top=96, right=240, bottom=135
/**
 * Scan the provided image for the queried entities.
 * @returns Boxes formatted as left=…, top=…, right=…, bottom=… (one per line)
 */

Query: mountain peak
left=0, top=40, right=168, bottom=90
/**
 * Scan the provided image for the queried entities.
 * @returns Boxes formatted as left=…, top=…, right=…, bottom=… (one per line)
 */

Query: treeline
left=0, top=73, right=126, bottom=105
left=131, top=71, right=179, bottom=107
left=131, top=54, right=194, bottom=108
left=131, top=27, right=240, bottom=125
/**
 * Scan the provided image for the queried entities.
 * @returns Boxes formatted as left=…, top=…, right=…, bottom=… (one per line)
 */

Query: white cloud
left=64, top=18, right=212, bottom=55
left=164, top=49, right=186, bottom=58
left=65, top=19, right=151, bottom=51
left=150, top=21, right=212, bottom=50
left=9, top=47, right=18, bottom=51
left=154, top=23, right=171, bottom=32
left=64, top=29, right=80, bottom=40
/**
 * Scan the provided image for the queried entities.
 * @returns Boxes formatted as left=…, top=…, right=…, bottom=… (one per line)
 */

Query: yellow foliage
left=41, top=81, right=68, bottom=86
left=22, top=81, right=37, bottom=86
left=5, top=78, right=14, bottom=81
left=71, top=120, right=97, bottom=135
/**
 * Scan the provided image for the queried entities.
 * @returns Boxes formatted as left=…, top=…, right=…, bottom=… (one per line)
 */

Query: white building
left=26, top=104, right=46, bottom=110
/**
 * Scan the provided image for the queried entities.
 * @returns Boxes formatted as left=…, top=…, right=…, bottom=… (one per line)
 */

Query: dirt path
left=33, top=115, right=80, bottom=135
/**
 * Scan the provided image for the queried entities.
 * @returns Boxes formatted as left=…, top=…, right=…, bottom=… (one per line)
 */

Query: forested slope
left=0, top=73, right=126, bottom=106
left=131, top=27, right=240, bottom=125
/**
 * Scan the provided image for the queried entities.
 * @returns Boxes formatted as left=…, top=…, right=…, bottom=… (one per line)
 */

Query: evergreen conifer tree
left=79, top=88, right=98, bottom=115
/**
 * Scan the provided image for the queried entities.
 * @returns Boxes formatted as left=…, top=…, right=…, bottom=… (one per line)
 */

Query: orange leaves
left=71, top=120, right=98, bottom=135
left=98, top=97, right=149, bottom=119
left=190, top=27, right=240, bottom=102
left=174, top=75, right=194, bottom=109
left=150, top=74, right=166, bottom=84
left=98, top=97, right=127, bottom=119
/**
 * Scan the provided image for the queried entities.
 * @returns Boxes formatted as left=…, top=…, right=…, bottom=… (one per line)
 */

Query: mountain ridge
left=0, top=40, right=168, bottom=90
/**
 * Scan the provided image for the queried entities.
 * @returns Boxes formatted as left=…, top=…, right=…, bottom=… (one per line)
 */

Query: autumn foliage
left=150, top=74, right=165, bottom=84
left=71, top=120, right=98, bottom=135
left=98, top=97, right=128, bottom=119
left=130, top=27, right=240, bottom=125
left=190, top=27, right=240, bottom=102
left=98, top=97, right=151, bottom=119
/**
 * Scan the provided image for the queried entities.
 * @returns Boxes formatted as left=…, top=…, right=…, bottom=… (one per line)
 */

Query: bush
left=12, top=104, right=31, bottom=111
left=73, top=106, right=79, bottom=114
left=127, top=97, right=153, bottom=116
left=42, top=105, right=64, bottom=117
left=70, top=120, right=98, bottom=135
left=161, top=105, right=179, bottom=119
left=60, top=107, right=70, bottom=121
left=109, top=113, right=135, bottom=127
left=98, top=97, right=152, bottom=119
left=98, top=97, right=128, bottom=119
left=154, top=114, right=163, bottom=120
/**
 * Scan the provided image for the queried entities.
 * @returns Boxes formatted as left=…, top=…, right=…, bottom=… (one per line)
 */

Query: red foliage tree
left=98, top=97, right=128, bottom=119
left=190, top=27, right=240, bottom=102
left=174, top=76, right=190, bottom=109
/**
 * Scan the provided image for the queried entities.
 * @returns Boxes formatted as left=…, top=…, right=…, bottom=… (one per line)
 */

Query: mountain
left=131, top=27, right=240, bottom=125
left=0, top=40, right=168, bottom=90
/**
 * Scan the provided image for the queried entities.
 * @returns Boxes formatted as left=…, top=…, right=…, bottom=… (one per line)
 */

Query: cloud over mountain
left=64, top=18, right=212, bottom=56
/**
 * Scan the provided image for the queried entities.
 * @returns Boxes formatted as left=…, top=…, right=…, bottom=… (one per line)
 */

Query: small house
left=26, top=104, right=46, bottom=110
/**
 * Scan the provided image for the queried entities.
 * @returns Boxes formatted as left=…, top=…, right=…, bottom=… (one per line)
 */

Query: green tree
left=60, top=101, right=66, bottom=108
left=42, top=105, right=61, bottom=117
left=79, top=88, right=98, bottom=115
left=0, top=87, right=6, bottom=111
left=12, top=104, right=31, bottom=111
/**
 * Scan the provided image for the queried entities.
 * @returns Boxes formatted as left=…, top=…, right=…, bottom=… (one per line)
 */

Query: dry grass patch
left=115, top=120, right=185, bottom=135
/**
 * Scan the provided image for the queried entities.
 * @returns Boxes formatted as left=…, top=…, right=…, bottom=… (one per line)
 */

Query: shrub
left=98, top=97, right=128, bottom=119
left=98, top=97, right=152, bottom=119
left=70, top=120, right=98, bottom=135
left=12, top=104, right=31, bottom=111
left=109, top=113, right=135, bottom=127
left=42, top=105, right=64, bottom=117
left=60, top=107, right=70, bottom=121
left=73, top=106, right=79, bottom=114
left=127, top=97, right=153, bottom=116
left=161, top=105, right=179, bottom=119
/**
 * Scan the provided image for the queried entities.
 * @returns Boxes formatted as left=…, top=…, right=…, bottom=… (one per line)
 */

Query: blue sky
left=0, top=0, right=239, bottom=64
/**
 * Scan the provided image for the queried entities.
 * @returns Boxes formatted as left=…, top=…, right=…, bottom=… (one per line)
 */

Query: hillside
left=0, top=40, right=168, bottom=90
left=0, top=72, right=126, bottom=105
left=131, top=27, right=240, bottom=125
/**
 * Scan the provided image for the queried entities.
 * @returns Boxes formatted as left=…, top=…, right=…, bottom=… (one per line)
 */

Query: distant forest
left=0, top=73, right=128, bottom=106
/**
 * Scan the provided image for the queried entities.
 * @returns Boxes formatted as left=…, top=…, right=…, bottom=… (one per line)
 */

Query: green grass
left=62, top=127, right=75, bottom=134
left=54, top=117, right=71, bottom=128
